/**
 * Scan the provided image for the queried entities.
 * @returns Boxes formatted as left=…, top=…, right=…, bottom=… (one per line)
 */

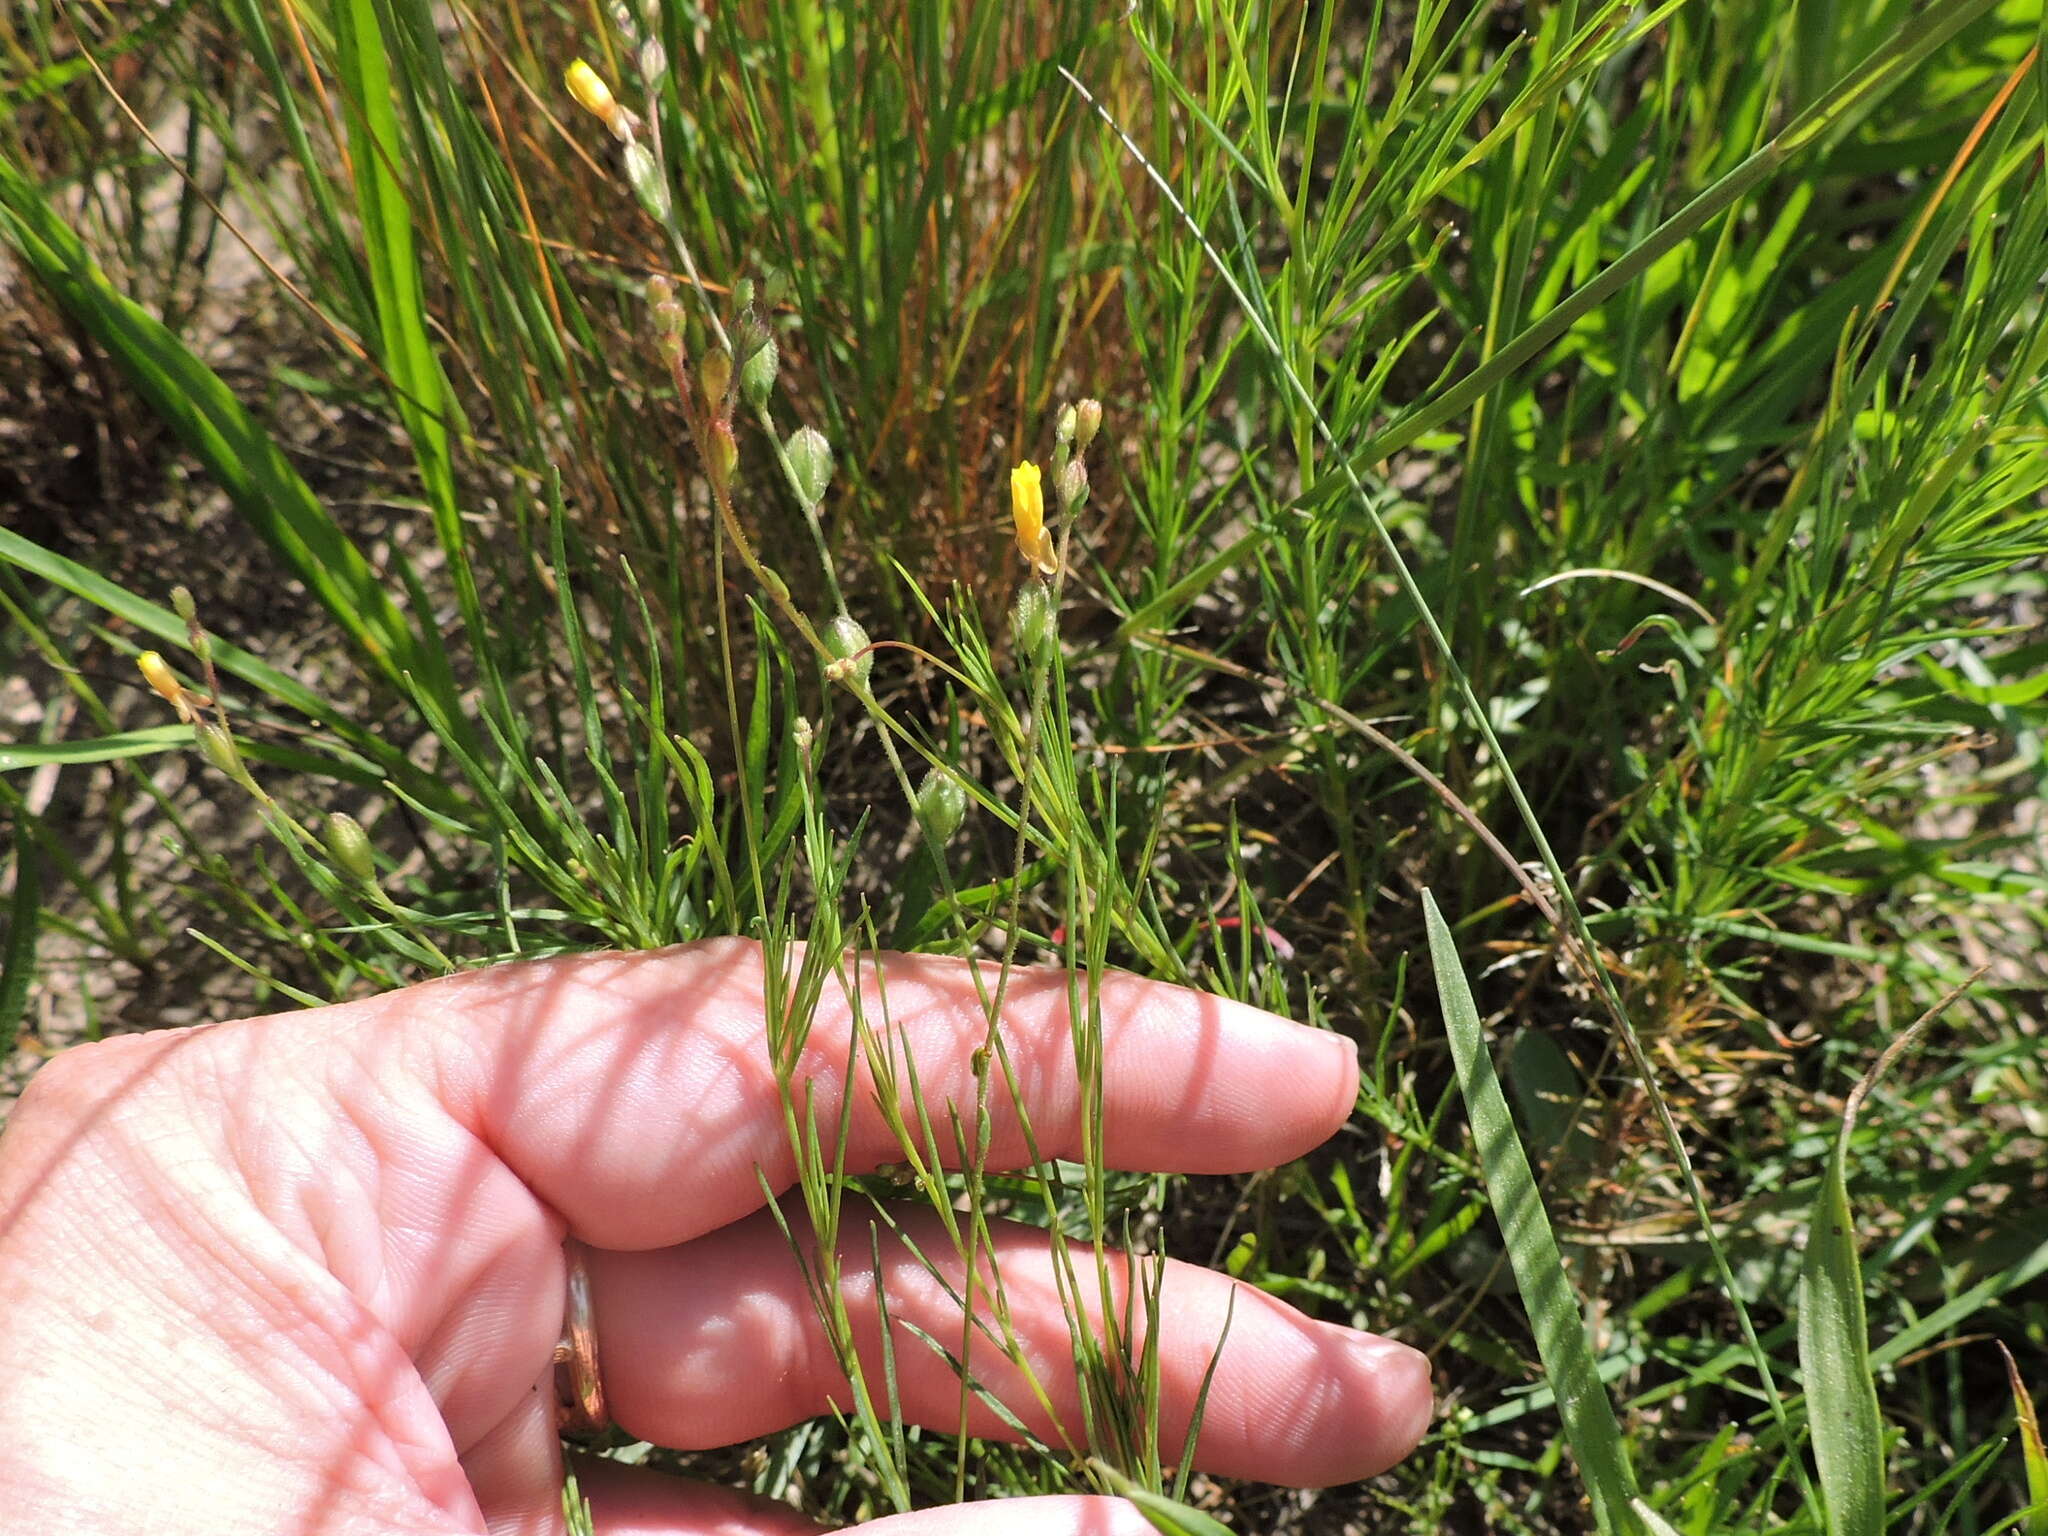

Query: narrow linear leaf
left=1423, top=891, right=1638, bottom=1535
left=0, top=726, right=193, bottom=773
left=0, top=824, right=41, bottom=1061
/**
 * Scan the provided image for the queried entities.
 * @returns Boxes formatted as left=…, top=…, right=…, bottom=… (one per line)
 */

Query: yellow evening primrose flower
left=1010, top=460, right=1056, bottom=576
left=564, top=60, right=623, bottom=134
left=137, top=651, right=199, bottom=724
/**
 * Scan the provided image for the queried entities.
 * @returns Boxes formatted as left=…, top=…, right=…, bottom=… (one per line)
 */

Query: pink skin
left=0, top=939, right=1430, bottom=1535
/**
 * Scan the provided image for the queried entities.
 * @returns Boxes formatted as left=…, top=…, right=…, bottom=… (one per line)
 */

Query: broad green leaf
left=1798, top=1014, right=1942, bottom=1536
left=2001, top=1343, right=2048, bottom=1536
left=0, top=151, right=461, bottom=727
left=1424, top=891, right=1639, bottom=1535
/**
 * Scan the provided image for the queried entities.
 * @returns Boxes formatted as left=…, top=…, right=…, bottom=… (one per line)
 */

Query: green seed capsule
left=1057, top=457, right=1089, bottom=513
left=786, top=426, right=833, bottom=507
left=740, top=333, right=779, bottom=408
left=1010, top=582, right=1055, bottom=667
left=916, top=768, right=968, bottom=844
left=822, top=613, right=872, bottom=690
left=195, top=721, right=245, bottom=781
left=321, top=812, right=377, bottom=884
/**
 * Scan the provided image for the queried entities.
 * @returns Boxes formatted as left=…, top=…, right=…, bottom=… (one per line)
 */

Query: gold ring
left=552, top=1241, right=609, bottom=1437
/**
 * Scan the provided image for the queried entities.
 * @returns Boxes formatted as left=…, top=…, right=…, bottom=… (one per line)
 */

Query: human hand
left=0, top=940, right=1429, bottom=1535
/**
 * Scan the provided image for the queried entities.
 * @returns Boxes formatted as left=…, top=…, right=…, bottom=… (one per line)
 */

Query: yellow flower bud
left=1010, top=460, right=1056, bottom=576
left=565, top=60, right=619, bottom=129
left=137, top=650, right=179, bottom=702
left=138, top=651, right=200, bottom=723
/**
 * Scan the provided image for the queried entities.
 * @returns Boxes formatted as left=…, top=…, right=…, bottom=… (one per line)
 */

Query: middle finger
left=585, top=1206, right=1431, bottom=1488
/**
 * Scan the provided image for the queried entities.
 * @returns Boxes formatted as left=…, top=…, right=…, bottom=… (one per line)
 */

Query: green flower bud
left=822, top=613, right=872, bottom=690
left=1010, top=582, right=1055, bottom=666
left=195, top=721, right=246, bottom=783
left=646, top=274, right=674, bottom=308
left=709, top=421, right=739, bottom=482
left=174, top=584, right=213, bottom=669
left=1056, top=457, right=1088, bottom=513
left=624, top=142, right=670, bottom=221
left=740, top=333, right=779, bottom=408
left=916, top=768, right=968, bottom=844
left=321, top=812, right=377, bottom=884
left=699, top=347, right=732, bottom=406
left=1074, top=398, right=1102, bottom=449
left=786, top=425, right=833, bottom=506
left=733, top=276, right=756, bottom=310
left=1055, top=404, right=1077, bottom=447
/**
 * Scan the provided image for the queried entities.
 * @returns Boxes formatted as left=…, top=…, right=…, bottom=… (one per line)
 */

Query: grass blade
left=1088, top=1460, right=1236, bottom=1536
left=1424, top=889, right=1638, bottom=1535
left=1798, top=1114, right=1887, bottom=1536
left=2002, top=1343, right=2048, bottom=1536
left=0, top=821, right=40, bottom=1062
left=1797, top=979, right=1971, bottom=1536
left=0, top=726, right=192, bottom=772
left=0, top=149, right=463, bottom=726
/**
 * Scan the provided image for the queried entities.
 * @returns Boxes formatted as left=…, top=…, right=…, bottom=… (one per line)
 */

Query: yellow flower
left=137, top=651, right=199, bottom=724
left=565, top=60, right=622, bottom=133
left=1011, top=460, right=1056, bottom=576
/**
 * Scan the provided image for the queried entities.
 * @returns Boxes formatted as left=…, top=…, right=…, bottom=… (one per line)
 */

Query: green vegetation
left=3, top=0, right=2045, bottom=1531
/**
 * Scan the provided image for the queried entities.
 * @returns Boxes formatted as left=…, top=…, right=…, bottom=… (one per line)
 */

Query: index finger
left=343, top=938, right=1358, bottom=1250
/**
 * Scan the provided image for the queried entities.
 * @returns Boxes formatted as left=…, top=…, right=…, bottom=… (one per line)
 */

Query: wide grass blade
left=1798, top=1125, right=1886, bottom=1536
left=0, top=149, right=462, bottom=725
left=2002, top=1343, right=2048, bottom=1536
left=1424, top=890, right=1639, bottom=1535
left=1796, top=992, right=1962, bottom=1536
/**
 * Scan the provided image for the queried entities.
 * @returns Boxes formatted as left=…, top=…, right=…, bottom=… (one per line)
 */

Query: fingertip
left=1309, top=1023, right=1362, bottom=1142
left=1325, top=1331, right=1433, bottom=1482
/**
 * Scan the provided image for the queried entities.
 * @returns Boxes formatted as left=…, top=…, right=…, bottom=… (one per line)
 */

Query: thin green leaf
left=0, top=725, right=191, bottom=772
left=1088, top=1460, right=1237, bottom=1536
left=0, top=821, right=41, bottom=1061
